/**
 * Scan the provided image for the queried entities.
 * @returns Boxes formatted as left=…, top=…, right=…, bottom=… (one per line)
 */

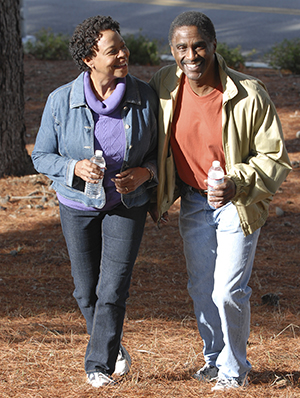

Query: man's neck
left=188, top=61, right=220, bottom=97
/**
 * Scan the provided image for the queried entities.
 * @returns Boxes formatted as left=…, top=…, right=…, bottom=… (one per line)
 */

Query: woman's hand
left=111, top=167, right=150, bottom=194
left=75, top=159, right=104, bottom=183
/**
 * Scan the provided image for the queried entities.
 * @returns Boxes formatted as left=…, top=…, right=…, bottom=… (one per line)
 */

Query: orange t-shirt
left=171, top=75, right=225, bottom=190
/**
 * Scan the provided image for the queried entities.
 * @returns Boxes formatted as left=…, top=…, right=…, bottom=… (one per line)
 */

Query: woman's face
left=85, top=29, right=130, bottom=82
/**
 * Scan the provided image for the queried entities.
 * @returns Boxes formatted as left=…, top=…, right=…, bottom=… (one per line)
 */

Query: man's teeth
left=185, top=63, right=200, bottom=70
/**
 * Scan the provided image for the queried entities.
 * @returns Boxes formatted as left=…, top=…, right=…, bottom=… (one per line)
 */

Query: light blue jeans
left=179, top=188, right=260, bottom=379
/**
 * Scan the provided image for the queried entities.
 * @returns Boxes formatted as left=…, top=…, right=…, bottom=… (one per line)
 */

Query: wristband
left=146, top=167, right=154, bottom=182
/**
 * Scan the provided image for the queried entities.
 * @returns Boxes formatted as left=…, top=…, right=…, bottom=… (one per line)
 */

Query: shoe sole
left=193, top=373, right=218, bottom=382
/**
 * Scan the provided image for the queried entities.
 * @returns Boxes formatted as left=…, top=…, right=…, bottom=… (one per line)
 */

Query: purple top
left=57, top=73, right=126, bottom=211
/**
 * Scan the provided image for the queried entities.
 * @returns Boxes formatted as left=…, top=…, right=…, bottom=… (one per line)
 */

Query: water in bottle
left=84, top=150, right=106, bottom=199
left=207, top=160, right=224, bottom=207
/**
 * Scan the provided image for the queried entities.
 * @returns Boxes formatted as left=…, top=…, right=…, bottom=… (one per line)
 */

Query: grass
left=1, top=189, right=300, bottom=397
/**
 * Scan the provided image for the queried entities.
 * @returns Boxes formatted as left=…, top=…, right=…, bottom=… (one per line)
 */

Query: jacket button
left=125, top=124, right=130, bottom=129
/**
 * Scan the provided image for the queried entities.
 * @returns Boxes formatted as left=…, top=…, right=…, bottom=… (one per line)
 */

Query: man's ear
left=213, top=39, right=217, bottom=53
left=170, top=45, right=175, bottom=58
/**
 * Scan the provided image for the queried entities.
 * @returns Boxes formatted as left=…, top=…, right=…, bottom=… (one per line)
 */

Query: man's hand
left=148, top=203, right=169, bottom=227
left=205, top=176, right=236, bottom=208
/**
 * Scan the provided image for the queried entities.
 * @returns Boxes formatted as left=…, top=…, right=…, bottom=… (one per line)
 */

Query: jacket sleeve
left=227, top=91, right=291, bottom=207
left=31, top=95, right=77, bottom=188
left=131, top=81, right=158, bottom=188
left=142, top=91, right=159, bottom=187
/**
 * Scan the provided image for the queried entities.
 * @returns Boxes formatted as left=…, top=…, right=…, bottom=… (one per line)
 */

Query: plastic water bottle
left=84, top=150, right=106, bottom=199
left=207, top=160, right=224, bottom=207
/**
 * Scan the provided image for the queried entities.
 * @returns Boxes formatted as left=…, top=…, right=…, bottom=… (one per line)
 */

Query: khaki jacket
left=150, top=54, right=291, bottom=236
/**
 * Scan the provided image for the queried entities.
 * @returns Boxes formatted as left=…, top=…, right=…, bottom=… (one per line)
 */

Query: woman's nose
left=118, top=47, right=129, bottom=57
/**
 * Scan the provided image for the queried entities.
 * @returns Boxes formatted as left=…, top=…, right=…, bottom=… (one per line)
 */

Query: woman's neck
left=89, top=73, right=117, bottom=101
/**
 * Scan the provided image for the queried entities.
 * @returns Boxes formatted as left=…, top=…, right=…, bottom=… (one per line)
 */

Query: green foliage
left=216, top=42, right=245, bottom=70
left=24, top=29, right=71, bottom=60
left=267, top=38, right=300, bottom=75
left=123, top=32, right=160, bottom=65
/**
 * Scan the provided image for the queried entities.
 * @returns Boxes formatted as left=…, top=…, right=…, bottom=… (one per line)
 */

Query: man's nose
left=186, top=47, right=197, bottom=60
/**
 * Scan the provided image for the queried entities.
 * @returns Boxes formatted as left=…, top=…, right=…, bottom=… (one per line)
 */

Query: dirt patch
left=0, top=56, right=300, bottom=397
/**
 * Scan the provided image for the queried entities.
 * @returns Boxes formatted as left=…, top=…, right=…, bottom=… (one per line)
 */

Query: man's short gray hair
left=168, top=11, right=216, bottom=45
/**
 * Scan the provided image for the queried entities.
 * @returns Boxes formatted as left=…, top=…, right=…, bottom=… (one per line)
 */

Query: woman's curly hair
left=69, top=15, right=121, bottom=71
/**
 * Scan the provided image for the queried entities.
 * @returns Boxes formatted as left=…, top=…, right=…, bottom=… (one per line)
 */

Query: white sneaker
left=87, top=371, right=115, bottom=388
left=211, top=374, right=249, bottom=391
left=193, top=363, right=219, bottom=382
left=114, top=344, right=132, bottom=376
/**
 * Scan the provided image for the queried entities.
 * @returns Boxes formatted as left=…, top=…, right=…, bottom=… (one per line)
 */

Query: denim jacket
left=32, top=73, right=158, bottom=209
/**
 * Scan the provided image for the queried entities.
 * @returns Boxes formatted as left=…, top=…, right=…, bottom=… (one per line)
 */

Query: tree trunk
left=0, top=0, right=35, bottom=177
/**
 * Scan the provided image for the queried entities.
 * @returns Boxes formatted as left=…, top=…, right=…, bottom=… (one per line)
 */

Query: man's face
left=170, top=25, right=216, bottom=82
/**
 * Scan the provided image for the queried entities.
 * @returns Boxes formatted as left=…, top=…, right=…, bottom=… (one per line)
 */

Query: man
left=150, top=11, right=291, bottom=391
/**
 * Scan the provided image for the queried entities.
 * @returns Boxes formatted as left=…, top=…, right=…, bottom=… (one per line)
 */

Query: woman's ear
left=83, top=57, right=93, bottom=69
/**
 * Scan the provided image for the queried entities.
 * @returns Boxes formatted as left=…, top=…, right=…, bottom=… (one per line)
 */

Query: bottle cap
left=95, top=150, right=103, bottom=157
left=212, top=160, right=220, bottom=167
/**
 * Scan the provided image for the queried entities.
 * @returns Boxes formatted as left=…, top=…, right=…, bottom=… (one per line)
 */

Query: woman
left=32, top=15, right=157, bottom=387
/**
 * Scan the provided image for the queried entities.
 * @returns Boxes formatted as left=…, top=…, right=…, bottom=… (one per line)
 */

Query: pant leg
left=179, top=191, right=224, bottom=366
left=59, top=203, right=104, bottom=335
left=85, top=202, right=148, bottom=374
left=180, top=191, right=260, bottom=378
left=212, top=202, right=260, bottom=379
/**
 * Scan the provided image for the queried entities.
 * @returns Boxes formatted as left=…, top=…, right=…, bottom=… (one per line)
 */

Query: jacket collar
left=123, top=74, right=142, bottom=105
left=69, top=72, right=141, bottom=109
left=216, top=53, right=238, bottom=103
left=162, top=64, right=182, bottom=99
left=70, top=72, right=86, bottom=108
